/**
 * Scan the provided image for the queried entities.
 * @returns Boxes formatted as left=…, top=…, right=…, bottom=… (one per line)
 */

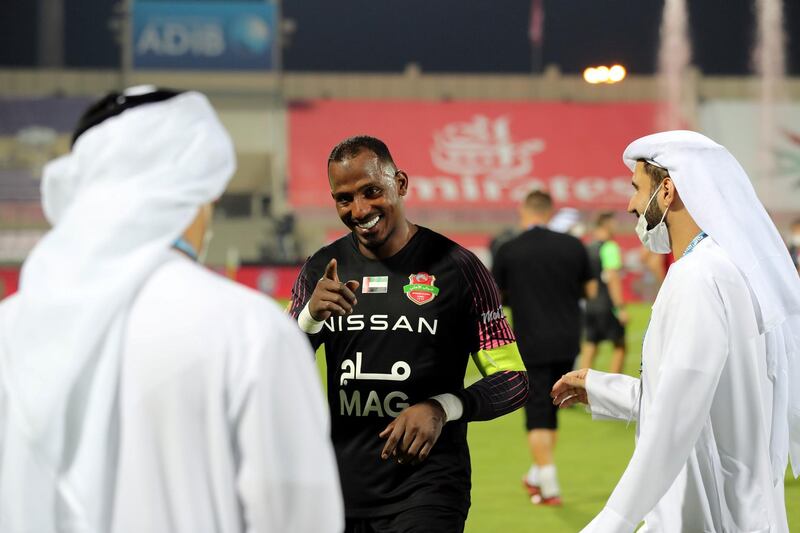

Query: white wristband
left=429, top=393, right=464, bottom=423
left=298, top=303, right=325, bottom=334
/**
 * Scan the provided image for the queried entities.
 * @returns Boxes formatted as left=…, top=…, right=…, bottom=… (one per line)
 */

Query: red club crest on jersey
left=403, top=272, right=440, bottom=305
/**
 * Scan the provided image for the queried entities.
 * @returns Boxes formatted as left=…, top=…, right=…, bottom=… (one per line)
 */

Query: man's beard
left=358, top=233, right=388, bottom=250
left=644, top=195, right=665, bottom=230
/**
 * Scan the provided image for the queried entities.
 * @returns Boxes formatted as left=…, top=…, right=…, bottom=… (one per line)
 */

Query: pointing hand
left=308, top=259, right=360, bottom=321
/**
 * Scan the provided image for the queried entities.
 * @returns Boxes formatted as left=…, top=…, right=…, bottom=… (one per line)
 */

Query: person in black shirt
left=579, top=212, right=628, bottom=374
left=492, top=190, right=595, bottom=507
left=289, top=135, right=529, bottom=532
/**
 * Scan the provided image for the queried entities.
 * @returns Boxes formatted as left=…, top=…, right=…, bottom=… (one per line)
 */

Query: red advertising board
left=0, top=268, right=19, bottom=299
left=289, top=100, right=659, bottom=210
left=0, top=266, right=302, bottom=303
left=233, top=265, right=301, bottom=301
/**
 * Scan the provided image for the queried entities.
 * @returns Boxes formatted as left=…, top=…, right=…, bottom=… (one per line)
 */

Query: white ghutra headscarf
left=623, top=130, right=800, bottom=482
left=0, top=90, right=235, bottom=531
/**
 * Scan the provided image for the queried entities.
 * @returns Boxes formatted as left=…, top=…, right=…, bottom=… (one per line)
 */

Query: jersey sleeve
left=599, top=241, right=623, bottom=271
left=452, top=246, right=516, bottom=354
left=451, top=246, right=528, bottom=422
left=455, top=370, right=529, bottom=422
left=288, top=258, right=316, bottom=319
left=288, top=258, right=328, bottom=351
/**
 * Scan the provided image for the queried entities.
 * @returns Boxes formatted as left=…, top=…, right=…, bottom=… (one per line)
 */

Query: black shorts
left=345, top=505, right=466, bottom=533
left=524, top=360, right=575, bottom=430
left=584, top=309, right=625, bottom=345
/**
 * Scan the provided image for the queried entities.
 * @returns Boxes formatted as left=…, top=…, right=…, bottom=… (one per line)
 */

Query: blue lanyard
left=682, top=231, right=708, bottom=257
left=173, top=237, right=198, bottom=260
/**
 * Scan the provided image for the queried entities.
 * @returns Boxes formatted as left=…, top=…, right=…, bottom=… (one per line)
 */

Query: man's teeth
left=357, top=216, right=380, bottom=230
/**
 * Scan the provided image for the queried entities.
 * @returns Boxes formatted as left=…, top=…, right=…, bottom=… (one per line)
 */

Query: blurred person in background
left=553, top=131, right=800, bottom=532
left=579, top=212, right=628, bottom=374
left=639, top=247, right=668, bottom=284
left=0, top=87, right=343, bottom=533
left=492, top=190, right=596, bottom=506
left=632, top=248, right=660, bottom=303
left=489, top=226, right=520, bottom=267
left=289, top=135, right=528, bottom=533
left=548, top=206, right=585, bottom=238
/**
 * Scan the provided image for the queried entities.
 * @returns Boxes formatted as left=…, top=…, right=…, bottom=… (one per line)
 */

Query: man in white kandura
left=0, top=87, right=343, bottom=533
left=552, top=130, right=800, bottom=532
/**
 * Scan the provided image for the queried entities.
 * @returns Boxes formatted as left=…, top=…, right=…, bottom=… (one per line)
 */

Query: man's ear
left=395, top=170, right=409, bottom=196
left=662, top=177, right=675, bottom=206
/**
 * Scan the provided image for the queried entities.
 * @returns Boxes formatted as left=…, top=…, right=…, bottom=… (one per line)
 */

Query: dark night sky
left=1, top=0, right=798, bottom=75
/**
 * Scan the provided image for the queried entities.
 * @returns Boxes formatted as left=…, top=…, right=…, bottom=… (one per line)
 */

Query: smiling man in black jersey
left=289, top=135, right=529, bottom=533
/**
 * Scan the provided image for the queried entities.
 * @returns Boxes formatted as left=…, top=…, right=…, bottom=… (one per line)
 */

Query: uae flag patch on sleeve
left=362, top=276, right=389, bottom=294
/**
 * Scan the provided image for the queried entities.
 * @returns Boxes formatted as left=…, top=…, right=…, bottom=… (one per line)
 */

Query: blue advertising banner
left=133, top=2, right=276, bottom=70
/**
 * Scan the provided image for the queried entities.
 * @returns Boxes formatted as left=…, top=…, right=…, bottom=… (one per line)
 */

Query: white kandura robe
left=0, top=251, right=343, bottom=533
left=583, top=238, right=789, bottom=533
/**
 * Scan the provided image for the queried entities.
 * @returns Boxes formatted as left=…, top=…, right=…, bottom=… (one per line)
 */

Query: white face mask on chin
left=635, top=183, right=671, bottom=254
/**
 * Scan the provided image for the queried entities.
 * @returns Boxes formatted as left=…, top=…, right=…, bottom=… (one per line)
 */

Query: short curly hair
left=328, top=135, right=397, bottom=170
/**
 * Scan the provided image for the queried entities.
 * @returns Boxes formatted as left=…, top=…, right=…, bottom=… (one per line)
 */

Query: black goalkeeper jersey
left=290, top=226, right=519, bottom=518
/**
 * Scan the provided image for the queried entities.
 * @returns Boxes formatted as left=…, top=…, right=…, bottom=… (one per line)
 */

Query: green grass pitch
left=296, top=301, right=798, bottom=531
